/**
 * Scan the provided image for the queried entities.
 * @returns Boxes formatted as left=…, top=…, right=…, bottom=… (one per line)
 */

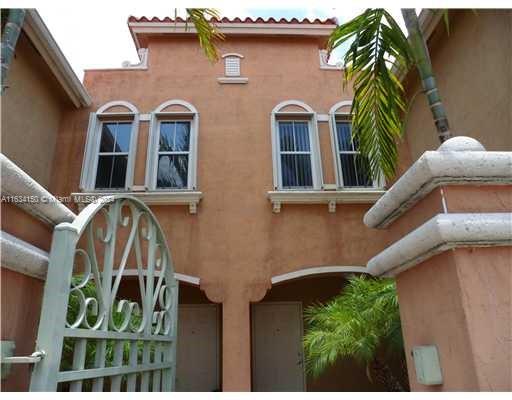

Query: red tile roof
left=128, top=16, right=338, bottom=25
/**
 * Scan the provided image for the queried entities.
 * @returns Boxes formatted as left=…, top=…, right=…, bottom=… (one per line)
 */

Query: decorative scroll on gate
left=29, top=196, right=179, bottom=392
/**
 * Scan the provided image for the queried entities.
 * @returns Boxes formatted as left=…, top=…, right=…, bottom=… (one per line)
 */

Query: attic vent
left=222, top=53, right=244, bottom=76
left=218, top=53, right=248, bottom=84
left=225, top=56, right=240, bottom=76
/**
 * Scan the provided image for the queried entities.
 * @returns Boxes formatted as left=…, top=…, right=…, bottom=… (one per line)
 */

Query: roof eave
left=23, top=9, right=91, bottom=108
left=417, top=8, right=443, bottom=42
left=394, top=9, right=443, bottom=80
left=128, top=21, right=337, bottom=50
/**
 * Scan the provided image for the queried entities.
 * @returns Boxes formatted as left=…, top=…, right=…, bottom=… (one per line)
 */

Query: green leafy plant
left=303, top=275, right=407, bottom=391
left=184, top=8, right=225, bottom=62
left=328, top=9, right=452, bottom=180
left=61, top=277, right=149, bottom=390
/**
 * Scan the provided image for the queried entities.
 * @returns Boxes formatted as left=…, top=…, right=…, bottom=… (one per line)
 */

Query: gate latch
left=1, top=341, right=45, bottom=380
left=1, top=350, right=46, bottom=364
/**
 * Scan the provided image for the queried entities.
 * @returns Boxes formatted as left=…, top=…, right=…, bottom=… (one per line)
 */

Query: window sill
left=217, top=77, right=248, bottom=84
left=267, top=189, right=385, bottom=213
left=72, top=191, right=203, bottom=214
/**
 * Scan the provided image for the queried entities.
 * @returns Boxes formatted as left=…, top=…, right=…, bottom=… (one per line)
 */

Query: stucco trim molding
left=96, top=100, right=139, bottom=114
left=23, top=10, right=91, bottom=107
left=0, top=231, right=49, bottom=280
left=174, top=273, right=200, bottom=286
left=418, top=9, right=444, bottom=50
left=268, top=189, right=385, bottom=213
left=129, top=23, right=335, bottom=50
left=154, top=99, right=198, bottom=114
left=221, top=53, right=244, bottom=59
left=329, top=100, right=352, bottom=115
left=1, top=154, right=77, bottom=225
left=368, top=213, right=512, bottom=277
left=111, top=269, right=200, bottom=285
left=272, top=100, right=315, bottom=114
left=217, top=77, right=248, bottom=84
left=319, top=50, right=343, bottom=70
left=271, top=265, right=368, bottom=284
left=122, top=48, right=149, bottom=69
left=72, top=191, right=203, bottom=214
left=364, top=150, right=512, bottom=229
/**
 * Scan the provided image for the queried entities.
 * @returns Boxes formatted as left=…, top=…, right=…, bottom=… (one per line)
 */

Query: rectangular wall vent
left=225, top=57, right=241, bottom=77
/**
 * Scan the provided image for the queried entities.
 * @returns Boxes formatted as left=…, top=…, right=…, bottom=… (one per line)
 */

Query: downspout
left=1, top=9, right=26, bottom=94
left=402, top=8, right=452, bottom=143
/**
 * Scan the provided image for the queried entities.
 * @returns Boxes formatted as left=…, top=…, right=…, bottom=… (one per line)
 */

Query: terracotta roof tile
left=128, top=15, right=337, bottom=25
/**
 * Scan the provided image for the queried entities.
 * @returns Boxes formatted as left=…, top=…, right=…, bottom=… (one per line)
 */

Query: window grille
left=335, top=117, right=374, bottom=187
left=278, top=121, right=313, bottom=188
left=224, top=56, right=240, bottom=77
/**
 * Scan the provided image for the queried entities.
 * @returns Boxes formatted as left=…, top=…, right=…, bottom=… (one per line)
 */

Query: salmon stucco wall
left=1, top=32, right=74, bottom=190
left=49, top=33, right=400, bottom=390
left=403, top=10, right=512, bottom=163
left=1, top=27, right=75, bottom=391
left=397, top=247, right=511, bottom=391
left=52, top=34, right=396, bottom=295
left=1, top=269, right=44, bottom=391
left=379, top=181, right=512, bottom=391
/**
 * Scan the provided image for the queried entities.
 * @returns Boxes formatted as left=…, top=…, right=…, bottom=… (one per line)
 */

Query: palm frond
left=185, top=8, right=225, bottom=62
left=328, top=9, right=414, bottom=180
left=441, top=10, right=450, bottom=35
left=303, top=275, right=402, bottom=378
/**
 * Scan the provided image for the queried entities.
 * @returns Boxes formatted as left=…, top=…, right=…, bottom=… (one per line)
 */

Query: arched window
left=270, top=100, right=323, bottom=190
left=329, top=101, right=382, bottom=188
left=80, top=101, right=140, bottom=190
left=145, top=100, right=199, bottom=190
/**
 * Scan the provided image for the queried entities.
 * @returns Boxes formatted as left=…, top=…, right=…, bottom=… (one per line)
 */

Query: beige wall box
left=412, top=345, right=443, bottom=386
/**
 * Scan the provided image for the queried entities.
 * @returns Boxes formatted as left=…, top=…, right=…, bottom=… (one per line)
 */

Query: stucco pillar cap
left=364, top=137, right=510, bottom=228
left=438, top=136, right=486, bottom=152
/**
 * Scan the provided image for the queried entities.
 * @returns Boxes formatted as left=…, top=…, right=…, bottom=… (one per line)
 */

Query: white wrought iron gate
left=29, top=195, right=179, bottom=391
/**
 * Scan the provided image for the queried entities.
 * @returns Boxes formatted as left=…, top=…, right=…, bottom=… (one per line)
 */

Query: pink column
left=222, top=297, right=252, bottom=391
left=364, top=137, right=512, bottom=391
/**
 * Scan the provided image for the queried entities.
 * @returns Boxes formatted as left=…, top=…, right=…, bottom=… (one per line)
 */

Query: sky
left=23, top=2, right=406, bottom=81
left=6, top=0, right=511, bottom=81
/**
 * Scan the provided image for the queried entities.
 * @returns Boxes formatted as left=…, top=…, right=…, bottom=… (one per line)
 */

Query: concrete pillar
left=202, top=277, right=268, bottom=391
left=364, top=137, right=512, bottom=391
left=396, top=246, right=511, bottom=390
left=222, top=297, right=252, bottom=391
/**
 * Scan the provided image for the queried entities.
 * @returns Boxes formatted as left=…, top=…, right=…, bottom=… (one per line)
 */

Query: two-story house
left=2, top=9, right=510, bottom=393
left=48, top=16, right=400, bottom=392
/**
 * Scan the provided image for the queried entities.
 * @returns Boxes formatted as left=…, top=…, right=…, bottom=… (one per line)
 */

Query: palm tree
left=328, top=9, right=452, bottom=180
left=303, top=275, right=407, bottom=391
left=1, top=9, right=26, bottom=93
left=185, top=8, right=225, bottom=62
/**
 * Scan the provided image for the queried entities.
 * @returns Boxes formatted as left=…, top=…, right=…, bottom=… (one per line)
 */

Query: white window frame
left=271, top=100, right=323, bottom=190
left=145, top=99, right=199, bottom=191
left=80, top=101, right=140, bottom=191
left=328, top=100, right=383, bottom=189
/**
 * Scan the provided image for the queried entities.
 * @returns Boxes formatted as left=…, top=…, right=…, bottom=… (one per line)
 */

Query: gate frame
left=29, top=195, right=179, bottom=391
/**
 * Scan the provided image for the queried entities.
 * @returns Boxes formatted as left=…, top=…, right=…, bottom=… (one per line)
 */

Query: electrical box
left=412, top=345, right=443, bottom=386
